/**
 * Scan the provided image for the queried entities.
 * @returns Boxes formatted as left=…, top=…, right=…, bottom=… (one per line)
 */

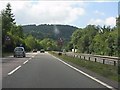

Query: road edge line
left=48, top=53, right=115, bottom=90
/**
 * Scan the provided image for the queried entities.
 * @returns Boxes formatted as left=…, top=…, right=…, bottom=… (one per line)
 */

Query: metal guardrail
left=52, top=51, right=118, bottom=66
left=65, top=52, right=118, bottom=66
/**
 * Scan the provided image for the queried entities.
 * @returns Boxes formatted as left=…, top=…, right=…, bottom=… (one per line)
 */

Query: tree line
left=66, top=21, right=119, bottom=57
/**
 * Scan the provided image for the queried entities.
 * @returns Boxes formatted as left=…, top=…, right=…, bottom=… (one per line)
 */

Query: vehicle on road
left=14, top=47, right=26, bottom=57
left=40, top=49, right=45, bottom=53
left=33, top=49, right=37, bottom=52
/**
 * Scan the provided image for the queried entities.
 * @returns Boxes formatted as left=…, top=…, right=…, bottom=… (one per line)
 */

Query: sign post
left=57, top=38, right=63, bottom=55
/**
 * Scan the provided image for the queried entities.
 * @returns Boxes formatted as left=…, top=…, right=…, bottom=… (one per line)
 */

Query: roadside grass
left=49, top=51, right=119, bottom=82
left=2, top=52, right=13, bottom=57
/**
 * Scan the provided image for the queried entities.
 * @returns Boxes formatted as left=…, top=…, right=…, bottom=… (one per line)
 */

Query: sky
left=0, top=0, right=118, bottom=28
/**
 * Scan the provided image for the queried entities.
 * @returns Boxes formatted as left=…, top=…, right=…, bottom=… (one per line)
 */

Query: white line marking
left=23, top=60, right=29, bottom=64
left=49, top=53, right=115, bottom=90
left=29, top=58, right=32, bottom=60
left=8, top=65, right=21, bottom=75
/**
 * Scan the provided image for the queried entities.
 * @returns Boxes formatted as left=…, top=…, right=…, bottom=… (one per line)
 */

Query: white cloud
left=88, top=17, right=116, bottom=27
left=105, top=17, right=116, bottom=26
left=0, top=1, right=85, bottom=25
left=88, top=19, right=103, bottom=25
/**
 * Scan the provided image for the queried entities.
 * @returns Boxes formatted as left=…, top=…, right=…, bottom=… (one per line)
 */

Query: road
left=2, top=52, right=118, bottom=89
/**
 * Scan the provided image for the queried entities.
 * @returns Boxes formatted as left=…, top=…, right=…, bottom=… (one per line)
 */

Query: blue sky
left=0, top=0, right=118, bottom=28
left=73, top=1, right=118, bottom=27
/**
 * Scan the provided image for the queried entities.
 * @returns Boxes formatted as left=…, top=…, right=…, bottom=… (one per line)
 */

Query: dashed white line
left=49, top=53, right=115, bottom=90
left=8, top=58, right=32, bottom=76
left=8, top=65, right=21, bottom=75
left=23, top=60, right=29, bottom=64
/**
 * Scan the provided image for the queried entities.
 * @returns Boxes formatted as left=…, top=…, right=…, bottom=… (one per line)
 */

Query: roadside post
left=57, top=38, right=63, bottom=56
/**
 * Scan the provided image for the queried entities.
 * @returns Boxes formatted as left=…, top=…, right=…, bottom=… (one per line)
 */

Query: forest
left=22, top=24, right=78, bottom=41
left=1, top=3, right=119, bottom=57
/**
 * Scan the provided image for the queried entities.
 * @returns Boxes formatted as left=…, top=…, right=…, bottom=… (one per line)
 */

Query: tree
left=25, top=35, right=37, bottom=50
left=2, top=3, right=15, bottom=41
left=40, top=38, right=57, bottom=50
left=1, top=3, right=17, bottom=52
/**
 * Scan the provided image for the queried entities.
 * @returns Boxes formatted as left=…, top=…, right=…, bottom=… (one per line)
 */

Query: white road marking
left=49, top=53, right=115, bottom=90
left=8, top=65, right=21, bottom=75
left=23, top=60, right=29, bottom=64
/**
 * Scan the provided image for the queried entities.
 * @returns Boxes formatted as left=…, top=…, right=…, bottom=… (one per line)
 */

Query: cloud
left=0, top=1, right=85, bottom=25
left=88, top=17, right=116, bottom=27
left=88, top=19, right=103, bottom=25
left=105, top=17, right=116, bottom=26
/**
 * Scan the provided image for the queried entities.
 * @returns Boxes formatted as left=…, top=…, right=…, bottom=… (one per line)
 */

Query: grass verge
left=2, top=52, right=13, bottom=57
left=49, top=51, right=120, bottom=82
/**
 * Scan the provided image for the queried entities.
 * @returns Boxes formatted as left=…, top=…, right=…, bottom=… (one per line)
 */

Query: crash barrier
left=63, top=53, right=118, bottom=66
left=52, top=51, right=118, bottom=66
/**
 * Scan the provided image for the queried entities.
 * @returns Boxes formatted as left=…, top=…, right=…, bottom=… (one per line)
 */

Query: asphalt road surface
left=2, top=52, right=117, bottom=89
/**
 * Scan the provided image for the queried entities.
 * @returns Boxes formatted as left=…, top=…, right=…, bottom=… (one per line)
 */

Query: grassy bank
left=2, top=52, right=13, bottom=57
left=49, top=51, right=119, bottom=82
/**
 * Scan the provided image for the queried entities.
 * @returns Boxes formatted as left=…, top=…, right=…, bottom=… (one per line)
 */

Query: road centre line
left=7, top=58, right=32, bottom=76
left=8, top=65, right=21, bottom=76
left=49, top=53, right=115, bottom=90
left=29, top=58, right=32, bottom=60
left=23, top=60, right=29, bottom=64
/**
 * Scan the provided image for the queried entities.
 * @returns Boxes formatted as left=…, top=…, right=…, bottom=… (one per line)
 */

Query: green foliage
left=40, top=38, right=57, bottom=51
left=24, top=35, right=38, bottom=50
left=22, top=24, right=78, bottom=42
left=69, top=24, right=118, bottom=57
left=2, top=3, right=18, bottom=52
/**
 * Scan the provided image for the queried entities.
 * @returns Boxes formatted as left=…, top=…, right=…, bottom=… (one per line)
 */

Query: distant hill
left=22, top=24, right=78, bottom=42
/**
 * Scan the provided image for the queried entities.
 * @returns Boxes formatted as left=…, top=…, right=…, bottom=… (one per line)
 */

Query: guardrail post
left=80, top=56, right=81, bottom=59
left=114, top=61, right=116, bottom=66
left=84, top=56, right=85, bottom=60
left=95, top=58, right=97, bottom=62
left=103, top=59, right=105, bottom=64
left=89, top=57, right=90, bottom=61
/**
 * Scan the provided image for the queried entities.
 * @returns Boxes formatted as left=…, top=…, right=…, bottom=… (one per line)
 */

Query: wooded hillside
left=22, top=24, right=78, bottom=42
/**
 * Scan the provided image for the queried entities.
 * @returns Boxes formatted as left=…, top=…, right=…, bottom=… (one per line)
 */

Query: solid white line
left=50, top=53, right=114, bottom=89
left=8, top=65, right=21, bottom=75
left=23, top=60, right=29, bottom=64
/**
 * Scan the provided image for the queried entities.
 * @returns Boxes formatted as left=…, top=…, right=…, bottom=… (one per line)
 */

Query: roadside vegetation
left=66, top=23, right=119, bottom=57
left=49, top=51, right=119, bottom=82
left=2, top=52, right=13, bottom=57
